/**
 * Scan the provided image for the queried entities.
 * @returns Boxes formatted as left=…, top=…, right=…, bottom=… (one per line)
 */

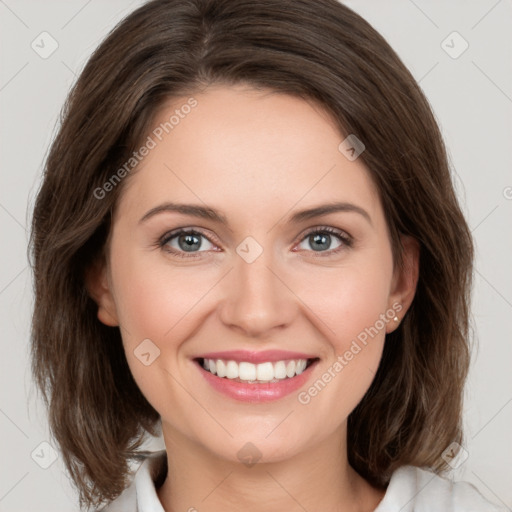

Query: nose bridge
left=219, top=237, right=294, bottom=337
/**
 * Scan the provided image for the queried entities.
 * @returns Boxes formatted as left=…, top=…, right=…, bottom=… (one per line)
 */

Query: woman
left=29, top=0, right=504, bottom=510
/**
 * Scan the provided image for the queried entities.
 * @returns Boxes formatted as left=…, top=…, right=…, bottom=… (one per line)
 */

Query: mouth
left=193, top=355, right=320, bottom=402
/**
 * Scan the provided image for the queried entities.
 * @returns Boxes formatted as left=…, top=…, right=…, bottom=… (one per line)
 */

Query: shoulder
left=96, top=450, right=167, bottom=512
left=375, top=465, right=506, bottom=512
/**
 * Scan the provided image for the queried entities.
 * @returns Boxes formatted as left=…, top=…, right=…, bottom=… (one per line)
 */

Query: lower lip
left=196, top=360, right=318, bottom=403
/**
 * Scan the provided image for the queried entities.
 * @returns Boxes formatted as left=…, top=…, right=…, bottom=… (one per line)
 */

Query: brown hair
left=29, top=0, right=473, bottom=509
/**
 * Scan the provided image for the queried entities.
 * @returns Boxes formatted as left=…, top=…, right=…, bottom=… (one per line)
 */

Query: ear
left=386, top=235, right=419, bottom=333
left=84, top=256, right=119, bottom=327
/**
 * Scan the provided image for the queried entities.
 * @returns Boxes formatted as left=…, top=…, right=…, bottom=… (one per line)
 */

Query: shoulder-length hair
left=29, top=0, right=473, bottom=509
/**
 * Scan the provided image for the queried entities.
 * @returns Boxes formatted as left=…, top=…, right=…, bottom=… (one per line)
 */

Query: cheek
left=292, top=256, right=393, bottom=351
left=108, top=247, right=230, bottom=408
left=334, top=272, right=391, bottom=347
left=110, top=247, right=213, bottom=343
left=110, top=279, right=201, bottom=421
left=290, top=254, right=393, bottom=414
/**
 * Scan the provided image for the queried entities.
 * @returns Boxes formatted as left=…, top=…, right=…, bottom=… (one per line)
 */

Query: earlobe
left=386, top=235, right=420, bottom=333
left=84, top=257, right=119, bottom=327
left=97, top=302, right=119, bottom=327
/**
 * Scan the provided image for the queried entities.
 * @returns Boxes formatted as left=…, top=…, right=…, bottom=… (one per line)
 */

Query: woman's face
left=91, top=84, right=417, bottom=464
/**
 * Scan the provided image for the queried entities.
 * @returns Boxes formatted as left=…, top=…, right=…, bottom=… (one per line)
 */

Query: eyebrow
left=139, top=201, right=372, bottom=226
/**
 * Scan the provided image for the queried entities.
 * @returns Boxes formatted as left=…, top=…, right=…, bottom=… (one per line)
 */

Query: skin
left=87, top=84, right=419, bottom=512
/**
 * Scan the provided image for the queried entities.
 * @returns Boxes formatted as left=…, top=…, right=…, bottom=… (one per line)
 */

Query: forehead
left=115, top=85, right=383, bottom=229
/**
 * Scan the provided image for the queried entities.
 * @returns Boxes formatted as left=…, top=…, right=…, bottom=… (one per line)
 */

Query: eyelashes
left=295, top=226, right=353, bottom=252
left=158, top=228, right=219, bottom=259
left=156, top=225, right=353, bottom=260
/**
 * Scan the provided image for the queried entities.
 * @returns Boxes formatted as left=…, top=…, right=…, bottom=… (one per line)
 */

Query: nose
left=218, top=246, right=297, bottom=338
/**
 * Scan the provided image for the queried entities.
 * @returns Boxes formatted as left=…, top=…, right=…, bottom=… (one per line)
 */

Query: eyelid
left=294, top=225, right=352, bottom=244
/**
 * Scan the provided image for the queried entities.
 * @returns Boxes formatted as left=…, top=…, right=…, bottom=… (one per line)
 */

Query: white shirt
left=99, top=450, right=505, bottom=511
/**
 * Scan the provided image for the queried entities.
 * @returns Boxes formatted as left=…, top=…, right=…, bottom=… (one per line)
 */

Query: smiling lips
left=194, top=350, right=319, bottom=401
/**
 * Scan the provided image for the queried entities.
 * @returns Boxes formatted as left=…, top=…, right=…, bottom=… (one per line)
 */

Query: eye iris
left=310, top=233, right=330, bottom=251
left=179, top=233, right=201, bottom=252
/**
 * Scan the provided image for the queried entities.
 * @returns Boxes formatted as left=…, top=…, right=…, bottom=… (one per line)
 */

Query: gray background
left=1, top=1, right=511, bottom=510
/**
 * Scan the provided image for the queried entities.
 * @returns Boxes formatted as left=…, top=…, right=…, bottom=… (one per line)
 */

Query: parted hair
left=29, top=0, right=474, bottom=509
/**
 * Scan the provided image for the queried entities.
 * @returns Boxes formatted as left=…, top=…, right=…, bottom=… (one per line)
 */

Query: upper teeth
left=202, top=359, right=308, bottom=382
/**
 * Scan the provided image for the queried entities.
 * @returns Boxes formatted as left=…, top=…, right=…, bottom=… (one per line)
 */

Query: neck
left=156, top=424, right=385, bottom=512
